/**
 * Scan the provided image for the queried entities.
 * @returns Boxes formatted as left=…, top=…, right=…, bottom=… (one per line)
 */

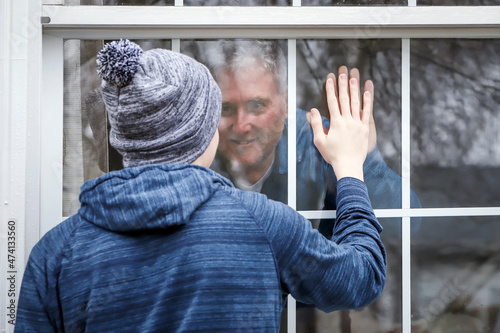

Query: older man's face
left=216, top=65, right=287, bottom=171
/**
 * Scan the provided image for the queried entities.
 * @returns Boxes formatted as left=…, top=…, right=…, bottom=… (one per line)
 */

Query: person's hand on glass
left=307, top=71, right=372, bottom=182
left=339, top=66, right=377, bottom=153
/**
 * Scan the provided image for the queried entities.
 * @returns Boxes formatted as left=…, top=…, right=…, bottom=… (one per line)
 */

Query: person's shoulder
left=218, top=185, right=266, bottom=206
left=29, top=216, right=82, bottom=268
left=217, top=186, right=288, bottom=217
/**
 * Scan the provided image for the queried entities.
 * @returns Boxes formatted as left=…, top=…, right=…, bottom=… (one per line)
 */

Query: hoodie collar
left=79, top=164, right=232, bottom=232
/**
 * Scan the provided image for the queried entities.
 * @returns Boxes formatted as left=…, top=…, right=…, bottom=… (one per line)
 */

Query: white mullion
left=287, top=38, right=297, bottom=333
left=41, top=34, right=64, bottom=237
left=403, top=1, right=416, bottom=329
left=42, top=6, right=500, bottom=27
left=287, top=44, right=298, bottom=208
left=288, top=4, right=301, bottom=329
left=42, top=27, right=500, bottom=40
left=171, top=39, right=180, bottom=52
left=401, top=37, right=412, bottom=333
left=408, top=207, right=500, bottom=217
left=287, top=3, right=300, bottom=330
left=299, top=207, right=500, bottom=220
left=171, top=0, right=183, bottom=52
left=41, top=6, right=500, bottom=40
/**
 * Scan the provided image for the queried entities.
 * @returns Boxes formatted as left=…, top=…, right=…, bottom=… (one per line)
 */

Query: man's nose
left=233, top=109, right=251, bottom=133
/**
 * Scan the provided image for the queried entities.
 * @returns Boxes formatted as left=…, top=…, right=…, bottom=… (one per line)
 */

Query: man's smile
left=230, top=138, right=257, bottom=145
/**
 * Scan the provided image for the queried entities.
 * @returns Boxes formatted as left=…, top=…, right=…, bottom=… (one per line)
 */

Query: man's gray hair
left=204, top=40, right=287, bottom=96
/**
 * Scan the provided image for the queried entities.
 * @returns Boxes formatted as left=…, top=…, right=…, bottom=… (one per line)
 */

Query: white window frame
left=3, top=2, right=500, bottom=333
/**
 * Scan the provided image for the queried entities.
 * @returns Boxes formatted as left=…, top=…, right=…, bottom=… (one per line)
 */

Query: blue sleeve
left=15, top=258, right=57, bottom=332
left=323, top=145, right=421, bottom=210
left=15, top=219, right=76, bottom=332
left=246, top=178, right=386, bottom=312
left=320, top=146, right=422, bottom=238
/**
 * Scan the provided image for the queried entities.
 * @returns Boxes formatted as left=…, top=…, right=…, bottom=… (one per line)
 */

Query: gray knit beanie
left=96, top=39, right=221, bottom=167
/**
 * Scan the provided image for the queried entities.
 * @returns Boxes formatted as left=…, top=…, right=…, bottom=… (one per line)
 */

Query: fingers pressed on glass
left=338, top=65, right=348, bottom=78
left=308, top=108, right=327, bottom=138
left=350, top=77, right=360, bottom=120
left=350, top=68, right=361, bottom=104
left=364, top=79, right=374, bottom=106
left=338, top=74, right=350, bottom=118
left=338, top=65, right=349, bottom=97
left=324, top=72, right=338, bottom=115
left=326, top=77, right=341, bottom=121
left=362, top=90, right=372, bottom=125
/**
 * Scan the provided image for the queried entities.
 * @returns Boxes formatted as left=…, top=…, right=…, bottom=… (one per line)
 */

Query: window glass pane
left=103, top=0, right=174, bottom=4
left=411, top=216, right=500, bottom=332
left=302, top=0, right=407, bottom=5
left=297, top=39, right=406, bottom=211
left=63, top=39, right=171, bottom=216
left=184, top=0, right=292, bottom=5
left=73, top=0, right=174, bottom=4
left=181, top=39, right=289, bottom=206
left=410, top=39, right=500, bottom=208
left=418, top=0, right=498, bottom=5
left=296, top=218, right=402, bottom=332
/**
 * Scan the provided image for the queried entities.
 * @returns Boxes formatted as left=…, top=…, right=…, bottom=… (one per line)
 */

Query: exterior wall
left=1, top=0, right=43, bottom=331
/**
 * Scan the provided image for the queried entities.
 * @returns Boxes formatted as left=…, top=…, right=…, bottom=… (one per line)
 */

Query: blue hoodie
left=15, top=164, right=386, bottom=332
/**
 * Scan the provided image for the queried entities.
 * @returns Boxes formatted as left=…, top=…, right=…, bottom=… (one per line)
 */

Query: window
left=36, top=2, right=500, bottom=333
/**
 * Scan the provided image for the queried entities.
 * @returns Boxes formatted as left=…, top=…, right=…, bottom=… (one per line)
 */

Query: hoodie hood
left=79, top=164, right=232, bottom=232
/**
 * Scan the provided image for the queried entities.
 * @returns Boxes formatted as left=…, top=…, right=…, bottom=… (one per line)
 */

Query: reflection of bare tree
left=411, top=39, right=500, bottom=168
left=410, top=39, right=500, bottom=209
left=419, top=0, right=497, bottom=4
left=411, top=216, right=500, bottom=333
left=303, top=0, right=406, bottom=4
left=411, top=254, right=500, bottom=333
left=102, top=0, right=173, bottom=5
left=184, top=0, right=290, bottom=5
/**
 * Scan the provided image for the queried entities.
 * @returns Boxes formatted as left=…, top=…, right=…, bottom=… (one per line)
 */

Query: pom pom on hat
left=97, top=39, right=143, bottom=88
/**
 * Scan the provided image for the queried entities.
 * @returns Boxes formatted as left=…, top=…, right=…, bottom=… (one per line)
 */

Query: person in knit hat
left=97, top=39, right=221, bottom=167
left=15, top=40, right=386, bottom=332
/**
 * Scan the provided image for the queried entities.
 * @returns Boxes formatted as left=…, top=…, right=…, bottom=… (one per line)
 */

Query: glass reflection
left=184, top=0, right=291, bottom=5
left=418, top=0, right=498, bottom=5
left=183, top=38, right=419, bottom=212
left=410, top=39, right=500, bottom=208
left=302, top=0, right=407, bottom=5
left=411, top=216, right=500, bottom=333
left=102, top=0, right=174, bottom=5
left=182, top=40, right=289, bottom=205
